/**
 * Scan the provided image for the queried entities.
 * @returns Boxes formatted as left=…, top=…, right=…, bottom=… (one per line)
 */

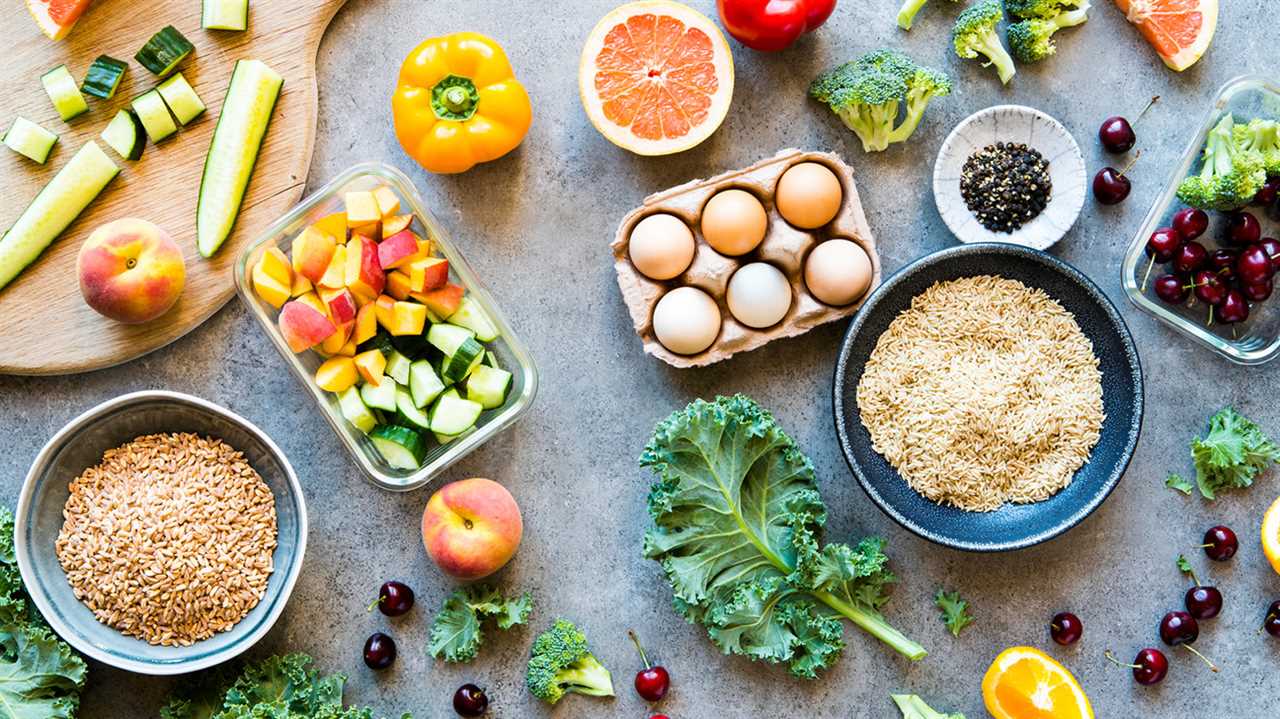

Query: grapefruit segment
left=25, top=0, right=93, bottom=40
left=579, top=1, right=734, bottom=156
left=1113, top=0, right=1217, bottom=72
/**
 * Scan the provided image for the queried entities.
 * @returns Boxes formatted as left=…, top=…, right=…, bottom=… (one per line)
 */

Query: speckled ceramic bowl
left=15, top=391, right=307, bottom=675
left=833, top=244, right=1143, bottom=552
left=933, top=105, right=1087, bottom=250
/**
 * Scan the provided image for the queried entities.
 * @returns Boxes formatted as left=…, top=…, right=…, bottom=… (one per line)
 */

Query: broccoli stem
left=559, top=657, right=615, bottom=697
left=897, top=0, right=930, bottom=30
left=977, top=34, right=1017, bottom=84
left=814, top=589, right=928, bottom=661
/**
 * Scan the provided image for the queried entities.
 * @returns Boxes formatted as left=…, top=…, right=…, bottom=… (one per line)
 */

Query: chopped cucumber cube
left=466, top=365, right=512, bottom=409
left=409, top=359, right=445, bottom=408
left=360, top=376, right=397, bottom=412
left=157, top=73, right=206, bottom=125
left=337, top=386, right=376, bottom=434
left=3, top=118, right=57, bottom=164
left=447, top=297, right=499, bottom=341
left=132, top=90, right=177, bottom=143
left=370, top=424, right=427, bottom=470
left=41, top=65, right=88, bottom=121
left=136, top=26, right=195, bottom=78
left=441, top=337, right=484, bottom=384
left=429, top=392, right=483, bottom=436
left=385, top=350, right=412, bottom=385
left=395, top=387, right=432, bottom=431
left=203, top=0, right=249, bottom=30
left=81, top=55, right=128, bottom=100
left=427, top=323, right=475, bottom=356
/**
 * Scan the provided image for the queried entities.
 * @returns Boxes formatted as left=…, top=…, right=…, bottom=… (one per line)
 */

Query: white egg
left=804, top=239, right=872, bottom=306
left=726, top=262, right=792, bottom=329
left=653, top=286, right=721, bottom=355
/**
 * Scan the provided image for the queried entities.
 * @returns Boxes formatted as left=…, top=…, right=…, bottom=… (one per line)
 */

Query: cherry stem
left=1104, top=650, right=1140, bottom=670
left=1141, top=255, right=1155, bottom=292
left=1118, top=150, right=1143, bottom=177
left=1207, top=305, right=1215, bottom=327
left=1133, top=96, right=1160, bottom=126
left=1182, top=644, right=1220, bottom=673
left=628, top=629, right=651, bottom=670
left=366, top=596, right=383, bottom=613
left=1183, top=567, right=1200, bottom=587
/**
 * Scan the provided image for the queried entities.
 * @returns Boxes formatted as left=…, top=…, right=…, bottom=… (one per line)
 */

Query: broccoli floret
left=1004, top=0, right=1083, bottom=19
left=897, top=0, right=962, bottom=31
left=1006, top=0, right=1090, bottom=62
left=953, top=0, right=1016, bottom=85
left=809, top=49, right=951, bottom=152
left=525, top=619, right=614, bottom=705
left=1178, top=114, right=1268, bottom=211
left=1234, top=118, right=1280, bottom=176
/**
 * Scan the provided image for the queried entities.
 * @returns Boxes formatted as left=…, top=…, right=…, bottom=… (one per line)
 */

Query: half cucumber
left=41, top=65, right=88, bottom=121
left=203, top=0, right=249, bottom=30
left=100, top=110, right=145, bottom=161
left=196, top=59, right=283, bottom=257
left=157, top=73, right=206, bottom=125
left=131, top=90, right=177, bottom=143
left=370, top=424, right=427, bottom=470
left=135, top=26, right=195, bottom=78
left=81, top=55, right=128, bottom=99
left=0, top=141, right=119, bottom=289
left=3, top=118, right=58, bottom=164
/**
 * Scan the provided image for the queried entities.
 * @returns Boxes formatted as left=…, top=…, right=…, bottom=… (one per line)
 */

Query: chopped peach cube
left=354, top=350, right=387, bottom=385
left=279, top=300, right=336, bottom=353
left=258, top=247, right=293, bottom=285
left=291, top=226, right=337, bottom=284
left=389, top=301, right=428, bottom=336
left=386, top=270, right=413, bottom=301
left=344, top=236, right=385, bottom=300
left=315, top=356, right=358, bottom=392
left=290, top=273, right=313, bottom=298
left=317, top=243, right=347, bottom=289
left=354, top=303, right=377, bottom=344
left=310, top=212, right=348, bottom=242
left=338, top=337, right=358, bottom=356
left=319, top=287, right=358, bottom=325
left=413, top=282, right=465, bottom=318
left=373, top=186, right=401, bottom=217
left=345, top=191, right=381, bottom=227
left=319, top=321, right=351, bottom=355
left=406, top=257, right=449, bottom=292
left=381, top=214, right=413, bottom=239
left=373, top=294, right=397, bottom=330
left=252, top=264, right=291, bottom=309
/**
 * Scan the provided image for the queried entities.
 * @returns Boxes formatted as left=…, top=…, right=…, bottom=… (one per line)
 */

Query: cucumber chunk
left=427, top=323, right=475, bottom=356
left=197, top=59, right=283, bottom=257
left=135, top=26, right=195, bottom=78
left=337, top=386, right=376, bottom=434
left=131, top=90, right=177, bottom=143
left=370, top=424, right=427, bottom=470
left=0, top=141, right=118, bottom=290
left=429, top=390, right=483, bottom=436
left=81, top=55, right=128, bottom=99
left=3, top=118, right=58, bottom=164
left=409, top=360, right=445, bottom=408
left=466, top=365, right=512, bottom=409
left=385, top=350, right=412, bottom=385
left=359, top=376, right=397, bottom=412
left=394, top=387, right=432, bottom=432
left=433, top=431, right=460, bottom=445
left=483, top=350, right=499, bottom=368
left=441, top=337, right=484, bottom=384
left=448, top=297, right=499, bottom=342
left=157, top=73, right=206, bottom=125
left=389, top=332, right=431, bottom=359
left=100, top=110, right=145, bottom=161
left=203, top=0, right=249, bottom=30
left=41, top=65, right=88, bottom=121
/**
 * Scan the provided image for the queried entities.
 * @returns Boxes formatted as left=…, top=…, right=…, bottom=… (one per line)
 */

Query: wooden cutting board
left=0, top=0, right=347, bottom=375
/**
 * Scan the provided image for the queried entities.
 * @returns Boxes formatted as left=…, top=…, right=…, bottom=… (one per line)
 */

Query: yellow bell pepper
left=392, top=32, right=532, bottom=174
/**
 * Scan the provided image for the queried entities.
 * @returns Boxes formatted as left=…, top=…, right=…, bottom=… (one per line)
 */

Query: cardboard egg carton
left=611, top=148, right=881, bottom=368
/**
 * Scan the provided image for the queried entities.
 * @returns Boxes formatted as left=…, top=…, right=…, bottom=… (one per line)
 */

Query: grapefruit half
left=25, top=0, right=94, bottom=40
left=1112, top=0, right=1217, bottom=72
left=579, top=0, right=734, bottom=156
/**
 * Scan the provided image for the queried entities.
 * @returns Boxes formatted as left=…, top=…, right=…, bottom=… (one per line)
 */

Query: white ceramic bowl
left=933, top=105, right=1086, bottom=250
left=15, top=391, right=307, bottom=675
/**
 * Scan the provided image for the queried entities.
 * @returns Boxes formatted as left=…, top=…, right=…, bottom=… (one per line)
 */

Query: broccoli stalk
left=525, top=619, right=615, bottom=705
left=1177, top=114, right=1268, bottom=211
left=1007, top=0, right=1091, bottom=63
left=896, top=0, right=961, bottom=31
left=809, top=50, right=951, bottom=153
left=953, top=0, right=1016, bottom=85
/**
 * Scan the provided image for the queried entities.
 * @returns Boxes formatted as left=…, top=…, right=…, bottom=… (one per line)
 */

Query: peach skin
left=422, top=478, right=523, bottom=580
left=77, top=218, right=186, bottom=324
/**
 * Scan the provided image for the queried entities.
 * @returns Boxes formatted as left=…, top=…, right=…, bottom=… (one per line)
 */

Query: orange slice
left=578, top=1, right=734, bottom=156
left=1112, top=0, right=1217, bottom=72
left=1262, top=495, right=1280, bottom=575
left=983, top=646, right=1095, bottom=719
left=25, top=0, right=93, bottom=40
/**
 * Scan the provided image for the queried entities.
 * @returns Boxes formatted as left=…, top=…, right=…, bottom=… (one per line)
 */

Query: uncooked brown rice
left=54, top=433, right=278, bottom=646
left=856, top=275, right=1104, bottom=512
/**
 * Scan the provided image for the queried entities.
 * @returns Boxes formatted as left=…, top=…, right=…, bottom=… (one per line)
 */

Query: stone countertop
left=3, top=1, right=1280, bottom=716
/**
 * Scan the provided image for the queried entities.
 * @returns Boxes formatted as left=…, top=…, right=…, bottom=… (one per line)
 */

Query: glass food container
left=234, top=162, right=538, bottom=491
left=1122, top=75, right=1280, bottom=365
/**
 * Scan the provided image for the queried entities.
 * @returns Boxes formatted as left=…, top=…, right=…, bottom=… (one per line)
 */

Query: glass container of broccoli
left=525, top=619, right=615, bottom=705
left=952, top=0, right=1016, bottom=85
left=808, top=49, right=951, bottom=153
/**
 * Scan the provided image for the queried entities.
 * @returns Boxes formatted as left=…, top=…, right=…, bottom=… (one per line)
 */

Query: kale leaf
left=1165, top=473, right=1194, bottom=495
left=428, top=585, right=532, bottom=663
left=934, top=590, right=974, bottom=637
left=1189, top=407, right=1280, bottom=500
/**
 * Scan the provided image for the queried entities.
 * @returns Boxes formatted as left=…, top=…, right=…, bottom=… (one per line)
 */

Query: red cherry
left=1172, top=207, right=1209, bottom=240
left=629, top=630, right=671, bottom=702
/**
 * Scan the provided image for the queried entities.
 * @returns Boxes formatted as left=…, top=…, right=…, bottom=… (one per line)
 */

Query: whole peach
left=77, top=219, right=185, bottom=324
left=422, top=478, right=522, bottom=580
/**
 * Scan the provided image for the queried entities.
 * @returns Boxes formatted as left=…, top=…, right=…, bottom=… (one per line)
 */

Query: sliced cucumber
left=385, top=350, right=412, bottom=385
left=427, top=323, right=475, bottom=356
left=100, top=110, right=145, bottom=161
left=135, top=26, right=195, bottom=78
left=429, top=392, right=483, bottom=436
left=337, top=386, right=376, bottom=433
left=442, top=337, right=484, bottom=384
left=41, top=65, right=88, bottom=121
left=131, top=90, right=177, bottom=143
left=466, top=365, right=512, bottom=409
left=197, top=59, right=283, bottom=257
left=409, top=360, right=446, bottom=408
left=81, top=56, right=128, bottom=99
left=0, top=141, right=118, bottom=290
left=203, top=0, right=249, bottom=30
left=157, top=73, right=206, bottom=125
left=3, top=118, right=57, bottom=164
left=360, top=376, right=397, bottom=412
left=448, top=297, right=499, bottom=342
left=370, top=424, right=427, bottom=470
left=394, top=387, right=432, bottom=432
left=483, top=350, right=499, bottom=368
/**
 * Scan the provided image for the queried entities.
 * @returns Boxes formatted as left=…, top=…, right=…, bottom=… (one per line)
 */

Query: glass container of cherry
left=1122, top=75, right=1280, bottom=364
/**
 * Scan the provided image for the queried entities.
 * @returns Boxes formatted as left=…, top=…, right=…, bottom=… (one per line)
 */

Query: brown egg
left=804, top=239, right=872, bottom=306
left=629, top=213, right=696, bottom=280
left=775, top=162, right=843, bottom=229
left=700, top=189, right=767, bottom=256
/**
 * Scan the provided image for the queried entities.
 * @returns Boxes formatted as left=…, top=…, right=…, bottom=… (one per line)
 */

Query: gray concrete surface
left=3, top=0, right=1280, bottom=716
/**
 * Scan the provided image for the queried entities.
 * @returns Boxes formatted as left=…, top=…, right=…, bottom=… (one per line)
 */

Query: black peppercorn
left=960, top=143, right=1052, bottom=233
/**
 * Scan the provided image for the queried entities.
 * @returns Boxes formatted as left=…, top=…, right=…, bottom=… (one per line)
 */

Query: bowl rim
left=15, top=390, right=309, bottom=675
left=932, top=104, right=1086, bottom=251
left=832, top=243, right=1144, bottom=552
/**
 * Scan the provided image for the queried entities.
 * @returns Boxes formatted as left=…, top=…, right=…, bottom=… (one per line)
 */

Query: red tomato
left=716, top=0, right=837, bottom=52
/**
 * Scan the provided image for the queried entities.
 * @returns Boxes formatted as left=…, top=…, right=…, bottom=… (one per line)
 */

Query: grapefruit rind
left=578, top=0, right=734, bottom=156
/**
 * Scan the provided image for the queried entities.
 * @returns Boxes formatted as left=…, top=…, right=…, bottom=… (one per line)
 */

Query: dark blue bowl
left=833, top=243, right=1143, bottom=552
